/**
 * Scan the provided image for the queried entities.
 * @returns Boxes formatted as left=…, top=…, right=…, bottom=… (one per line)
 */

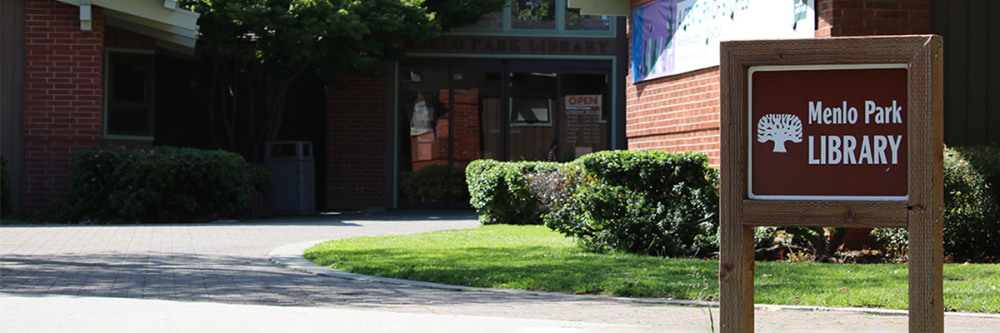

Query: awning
left=57, top=0, right=200, bottom=56
left=567, top=0, right=630, bottom=16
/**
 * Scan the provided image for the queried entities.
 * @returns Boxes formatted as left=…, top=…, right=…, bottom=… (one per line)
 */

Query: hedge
left=873, top=145, right=1000, bottom=262
left=59, top=146, right=260, bottom=223
left=466, top=160, right=561, bottom=225
left=467, top=150, right=719, bottom=257
left=401, top=164, right=470, bottom=203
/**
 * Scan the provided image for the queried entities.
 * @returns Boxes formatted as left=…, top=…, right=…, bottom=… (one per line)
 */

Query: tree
left=757, top=113, right=802, bottom=153
left=181, top=0, right=506, bottom=161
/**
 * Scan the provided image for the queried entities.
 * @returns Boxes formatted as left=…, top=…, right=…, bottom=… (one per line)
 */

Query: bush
left=59, top=146, right=253, bottom=223
left=466, top=160, right=561, bottom=225
left=401, top=164, right=469, bottom=203
left=1, top=155, right=11, bottom=217
left=467, top=150, right=720, bottom=257
left=873, top=145, right=1000, bottom=262
left=246, top=166, right=274, bottom=193
left=542, top=150, right=719, bottom=257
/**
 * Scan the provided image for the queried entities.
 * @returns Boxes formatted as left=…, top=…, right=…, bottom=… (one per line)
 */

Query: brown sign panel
left=720, top=36, right=944, bottom=333
left=403, top=36, right=616, bottom=56
left=749, top=64, right=908, bottom=200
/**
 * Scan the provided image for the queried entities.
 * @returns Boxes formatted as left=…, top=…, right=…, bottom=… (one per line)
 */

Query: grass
left=304, top=225, right=1000, bottom=313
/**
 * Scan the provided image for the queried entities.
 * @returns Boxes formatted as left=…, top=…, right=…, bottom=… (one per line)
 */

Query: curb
left=268, top=240, right=1000, bottom=319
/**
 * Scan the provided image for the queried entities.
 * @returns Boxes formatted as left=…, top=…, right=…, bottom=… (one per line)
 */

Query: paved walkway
left=2, top=210, right=998, bottom=332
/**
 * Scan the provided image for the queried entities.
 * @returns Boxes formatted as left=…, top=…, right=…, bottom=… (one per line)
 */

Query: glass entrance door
left=396, top=61, right=611, bottom=208
left=559, top=73, right=609, bottom=161
left=508, top=72, right=558, bottom=161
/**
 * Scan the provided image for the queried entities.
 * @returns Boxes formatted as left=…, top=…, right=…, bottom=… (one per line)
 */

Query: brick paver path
left=2, top=210, right=997, bottom=332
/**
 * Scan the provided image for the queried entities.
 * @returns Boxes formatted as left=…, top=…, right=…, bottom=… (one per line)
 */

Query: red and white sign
left=749, top=64, right=908, bottom=200
left=565, top=95, right=601, bottom=115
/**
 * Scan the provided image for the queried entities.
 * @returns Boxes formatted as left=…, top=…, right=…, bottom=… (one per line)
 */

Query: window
left=512, top=0, right=556, bottom=30
left=106, top=52, right=154, bottom=137
left=453, top=0, right=614, bottom=34
left=565, top=7, right=611, bottom=31
left=463, top=11, right=502, bottom=29
left=510, top=97, right=552, bottom=126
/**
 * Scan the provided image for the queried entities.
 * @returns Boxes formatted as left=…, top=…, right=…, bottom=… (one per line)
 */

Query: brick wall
left=22, top=0, right=104, bottom=210
left=325, top=70, right=391, bottom=211
left=626, top=0, right=721, bottom=166
left=627, top=67, right=722, bottom=166
left=816, top=0, right=931, bottom=37
left=626, top=0, right=931, bottom=167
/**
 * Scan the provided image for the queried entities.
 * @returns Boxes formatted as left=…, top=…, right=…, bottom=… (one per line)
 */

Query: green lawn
left=304, top=225, right=1000, bottom=313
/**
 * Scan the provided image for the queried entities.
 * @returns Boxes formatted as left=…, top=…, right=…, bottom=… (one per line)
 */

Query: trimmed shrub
left=247, top=166, right=274, bottom=193
left=467, top=150, right=720, bottom=257
left=1, top=155, right=11, bottom=217
left=60, top=146, right=253, bottom=223
left=401, top=164, right=469, bottom=203
left=542, top=150, right=719, bottom=257
left=873, top=145, right=1000, bottom=262
left=466, top=159, right=562, bottom=225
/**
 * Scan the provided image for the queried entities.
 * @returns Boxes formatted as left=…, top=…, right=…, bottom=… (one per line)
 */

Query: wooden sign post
left=719, top=35, right=944, bottom=333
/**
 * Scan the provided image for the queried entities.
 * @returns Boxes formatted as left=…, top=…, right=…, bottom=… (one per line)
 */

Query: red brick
left=864, top=1, right=900, bottom=10
left=865, top=18, right=900, bottom=27
left=21, top=0, right=105, bottom=211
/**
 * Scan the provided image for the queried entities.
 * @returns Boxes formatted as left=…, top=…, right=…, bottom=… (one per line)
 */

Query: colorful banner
left=632, top=0, right=815, bottom=83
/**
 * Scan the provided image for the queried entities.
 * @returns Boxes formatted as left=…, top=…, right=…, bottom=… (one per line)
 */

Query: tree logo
left=757, top=114, right=803, bottom=153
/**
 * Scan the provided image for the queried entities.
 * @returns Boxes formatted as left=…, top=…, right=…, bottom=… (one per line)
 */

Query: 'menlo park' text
left=807, top=100, right=903, bottom=165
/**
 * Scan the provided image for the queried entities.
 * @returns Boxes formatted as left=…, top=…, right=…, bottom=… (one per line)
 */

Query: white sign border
left=747, top=63, right=910, bottom=201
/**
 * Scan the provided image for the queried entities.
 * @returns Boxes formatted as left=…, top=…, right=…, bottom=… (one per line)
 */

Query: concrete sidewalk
left=1, top=293, right=637, bottom=333
left=2, top=210, right=998, bottom=332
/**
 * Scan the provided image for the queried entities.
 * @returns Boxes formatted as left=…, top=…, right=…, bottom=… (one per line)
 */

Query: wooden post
left=719, top=42, right=755, bottom=333
left=718, top=35, right=944, bottom=333
left=906, top=36, right=945, bottom=333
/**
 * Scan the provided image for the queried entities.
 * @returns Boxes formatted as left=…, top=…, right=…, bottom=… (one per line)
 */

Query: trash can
left=264, top=141, right=315, bottom=215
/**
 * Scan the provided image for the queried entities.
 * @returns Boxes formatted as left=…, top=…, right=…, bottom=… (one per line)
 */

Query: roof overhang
left=57, top=0, right=200, bottom=56
left=567, top=0, right=630, bottom=16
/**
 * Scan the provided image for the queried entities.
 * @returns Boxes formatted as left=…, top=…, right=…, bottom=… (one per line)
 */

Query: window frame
left=450, top=0, right=616, bottom=37
left=103, top=48, right=156, bottom=140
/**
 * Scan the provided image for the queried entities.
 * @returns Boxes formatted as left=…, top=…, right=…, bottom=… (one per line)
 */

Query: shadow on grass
left=306, top=246, right=721, bottom=299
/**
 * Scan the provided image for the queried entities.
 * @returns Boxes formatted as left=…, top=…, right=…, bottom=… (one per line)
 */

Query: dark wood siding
left=1, top=0, right=26, bottom=211
left=932, top=0, right=1000, bottom=146
left=105, top=25, right=156, bottom=50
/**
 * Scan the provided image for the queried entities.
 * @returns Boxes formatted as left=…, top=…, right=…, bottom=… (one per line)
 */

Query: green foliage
left=184, top=0, right=437, bottom=76
left=181, top=0, right=433, bottom=159
left=513, top=0, right=552, bottom=22
left=1, top=155, right=12, bottom=217
left=401, top=164, right=469, bottom=203
left=466, top=159, right=562, bottom=225
left=467, top=150, right=720, bottom=257
left=425, top=0, right=509, bottom=30
left=179, top=0, right=504, bottom=160
left=60, top=146, right=253, bottom=223
left=542, top=150, right=720, bottom=257
left=873, top=145, right=1000, bottom=262
left=247, top=167, right=274, bottom=193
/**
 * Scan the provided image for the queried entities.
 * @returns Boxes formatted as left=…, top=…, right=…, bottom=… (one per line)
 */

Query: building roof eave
left=56, top=0, right=200, bottom=55
left=567, top=0, right=630, bottom=16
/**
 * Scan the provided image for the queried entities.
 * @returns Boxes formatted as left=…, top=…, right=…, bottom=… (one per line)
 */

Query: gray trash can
left=264, top=141, right=315, bottom=215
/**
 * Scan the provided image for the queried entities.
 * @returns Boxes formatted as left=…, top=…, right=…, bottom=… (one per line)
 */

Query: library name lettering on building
left=404, top=36, right=615, bottom=55
left=749, top=65, right=909, bottom=200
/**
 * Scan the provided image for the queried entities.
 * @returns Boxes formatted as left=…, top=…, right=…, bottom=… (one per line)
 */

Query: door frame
left=394, top=58, right=614, bottom=208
